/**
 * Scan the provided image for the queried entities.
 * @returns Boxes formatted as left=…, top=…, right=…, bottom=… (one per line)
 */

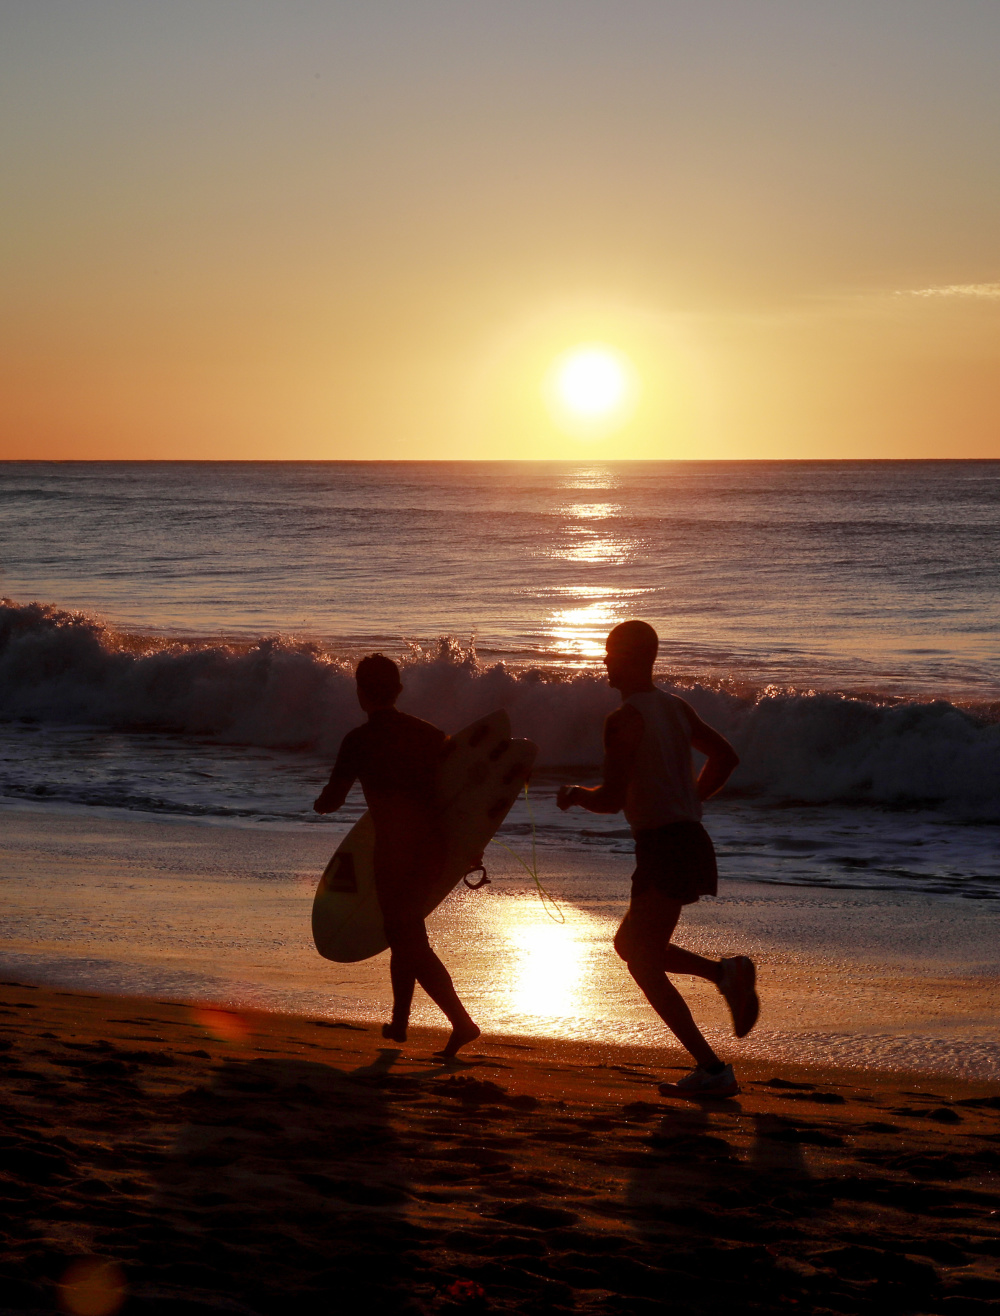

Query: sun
left=557, top=348, right=627, bottom=417
left=544, top=344, right=637, bottom=436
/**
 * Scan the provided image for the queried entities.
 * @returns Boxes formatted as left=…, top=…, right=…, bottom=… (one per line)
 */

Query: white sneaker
left=659, top=1064, right=740, bottom=1099
left=718, top=955, right=760, bottom=1038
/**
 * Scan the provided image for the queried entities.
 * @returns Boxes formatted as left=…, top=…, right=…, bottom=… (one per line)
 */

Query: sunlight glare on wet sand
left=484, top=896, right=614, bottom=1034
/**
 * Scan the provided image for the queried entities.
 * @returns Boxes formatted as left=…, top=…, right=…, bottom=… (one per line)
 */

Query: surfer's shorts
left=631, top=820, right=718, bottom=905
left=381, top=908, right=433, bottom=958
left=374, top=840, right=442, bottom=956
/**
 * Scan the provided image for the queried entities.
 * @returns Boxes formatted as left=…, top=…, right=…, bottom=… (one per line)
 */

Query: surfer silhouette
left=314, top=654, right=480, bottom=1058
left=557, top=621, right=758, bottom=1097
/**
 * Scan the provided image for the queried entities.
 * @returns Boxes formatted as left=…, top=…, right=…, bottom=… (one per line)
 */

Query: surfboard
left=311, top=710, right=538, bottom=964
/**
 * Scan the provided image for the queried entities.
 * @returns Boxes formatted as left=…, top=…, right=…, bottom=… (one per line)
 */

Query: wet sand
left=1, top=980, right=998, bottom=1315
left=2, top=804, right=999, bottom=1081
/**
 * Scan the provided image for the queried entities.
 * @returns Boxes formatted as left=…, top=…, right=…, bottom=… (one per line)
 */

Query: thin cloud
left=901, top=282, right=1000, bottom=299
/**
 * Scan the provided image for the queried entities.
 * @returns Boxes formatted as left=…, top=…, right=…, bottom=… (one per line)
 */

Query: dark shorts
left=374, top=833, right=444, bottom=936
left=631, top=820, right=718, bottom=905
left=380, top=908, right=433, bottom=960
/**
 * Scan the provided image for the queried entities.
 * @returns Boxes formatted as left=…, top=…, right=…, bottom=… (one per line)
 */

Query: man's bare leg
left=385, top=917, right=480, bottom=1057
left=626, top=962, right=721, bottom=1069
left=383, top=953, right=416, bottom=1043
left=413, top=949, right=480, bottom=1058
left=663, top=942, right=722, bottom=983
left=434, top=1019, right=481, bottom=1059
left=614, top=890, right=721, bottom=1069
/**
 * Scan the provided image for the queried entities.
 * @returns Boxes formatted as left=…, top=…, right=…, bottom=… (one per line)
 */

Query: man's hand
left=313, top=777, right=351, bottom=815
left=556, top=785, right=581, bottom=811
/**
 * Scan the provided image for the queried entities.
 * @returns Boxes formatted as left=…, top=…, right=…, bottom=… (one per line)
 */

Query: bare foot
left=434, top=1021, right=481, bottom=1059
left=382, top=1021, right=407, bottom=1043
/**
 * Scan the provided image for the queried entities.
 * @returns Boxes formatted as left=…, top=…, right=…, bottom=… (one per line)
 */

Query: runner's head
left=604, top=620, right=658, bottom=690
left=355, top=653, right=402, bottom=710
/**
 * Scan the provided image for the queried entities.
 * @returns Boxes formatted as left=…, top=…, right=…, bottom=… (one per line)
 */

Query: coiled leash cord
left=492, top=784, right=565, bottom=923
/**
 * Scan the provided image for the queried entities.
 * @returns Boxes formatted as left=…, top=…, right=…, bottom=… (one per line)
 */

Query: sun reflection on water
left=542, top=586, right=652, bottom=663
left=531, top=481, right=650, bottom=662
left=560, top=466, right=621, bottom=491
left=549, top=598, right=621, bottom=659
left=562, top=502, right=622, bottom=520
left=551, top=487, right=637, bottom=568
left=560, top=532, right=634, bottom=566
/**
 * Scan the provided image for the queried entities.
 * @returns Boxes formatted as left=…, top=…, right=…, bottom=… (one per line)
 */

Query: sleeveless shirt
left=622, top=690, right=702, bottom=833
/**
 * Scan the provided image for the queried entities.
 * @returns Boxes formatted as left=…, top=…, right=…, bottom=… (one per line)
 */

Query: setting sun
left=544, top=345, right=638, bottom=438
left=556, top=348, right=627, bottom=417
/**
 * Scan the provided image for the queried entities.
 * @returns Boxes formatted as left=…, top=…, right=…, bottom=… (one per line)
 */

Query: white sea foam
left=3, top=600, right=998, bottom=817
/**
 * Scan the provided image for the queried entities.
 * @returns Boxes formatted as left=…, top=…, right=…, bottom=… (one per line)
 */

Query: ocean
left=2, top=459, right=999, bottom=901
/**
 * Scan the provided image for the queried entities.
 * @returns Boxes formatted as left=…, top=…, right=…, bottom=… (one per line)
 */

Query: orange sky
left=2, top=2, right=998, bottom=461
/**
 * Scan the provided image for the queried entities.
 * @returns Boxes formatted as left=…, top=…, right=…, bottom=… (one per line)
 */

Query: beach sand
left=1, top=980, right=998, bottom=1315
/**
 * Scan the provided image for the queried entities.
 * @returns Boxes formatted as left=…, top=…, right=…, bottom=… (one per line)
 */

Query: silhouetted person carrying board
left=558, top=621, right=758, bottom=1097
left=314, top=654, right=480, bottom=1058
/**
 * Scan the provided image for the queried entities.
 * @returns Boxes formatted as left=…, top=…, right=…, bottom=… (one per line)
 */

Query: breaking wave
left=2, top=599, right=998, bottom=817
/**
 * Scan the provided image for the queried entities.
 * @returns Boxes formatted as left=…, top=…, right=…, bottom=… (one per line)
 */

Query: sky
left=1, top=0, right=998, bottom=461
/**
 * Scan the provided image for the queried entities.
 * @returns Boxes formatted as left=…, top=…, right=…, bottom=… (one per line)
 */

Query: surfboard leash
left=462, top=865, right=490, bottom=890
left=492, top=784, right=565, bottom=923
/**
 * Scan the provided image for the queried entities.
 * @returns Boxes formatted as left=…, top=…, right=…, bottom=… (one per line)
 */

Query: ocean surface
left=2, top=459, right=999, bottom=903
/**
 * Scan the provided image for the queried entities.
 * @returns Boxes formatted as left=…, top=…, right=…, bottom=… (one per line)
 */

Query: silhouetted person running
left=314, top=654, right=480, bottom=1058
left=558, top=621, right=759, bottom=1097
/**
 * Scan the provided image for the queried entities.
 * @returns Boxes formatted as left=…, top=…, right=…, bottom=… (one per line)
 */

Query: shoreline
left=1, top=980, right=998, bottom=1314
left=2, top=804, right=999, bottom=1083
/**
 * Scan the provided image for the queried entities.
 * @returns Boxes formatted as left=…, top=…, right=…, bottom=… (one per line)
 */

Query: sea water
left=2, top=460, right=999, bottom=1070
left=1, top=459, right=999, bottom=900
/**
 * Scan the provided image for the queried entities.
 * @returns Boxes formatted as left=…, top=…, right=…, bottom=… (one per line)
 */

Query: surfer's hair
left=355, top=653, right=402, bottom=703
left=607, top=620, right=658, bottom=665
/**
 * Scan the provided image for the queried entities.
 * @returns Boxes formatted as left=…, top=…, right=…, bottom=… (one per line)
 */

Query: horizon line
left=3, top=456, right=999, bottom=465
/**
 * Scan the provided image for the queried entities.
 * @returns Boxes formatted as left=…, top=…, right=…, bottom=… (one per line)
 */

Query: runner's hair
left=355, top=653, right=402, bottom=703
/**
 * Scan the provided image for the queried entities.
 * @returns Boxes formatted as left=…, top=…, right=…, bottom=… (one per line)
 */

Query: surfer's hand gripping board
left=311, top=710, right=538, bottom=963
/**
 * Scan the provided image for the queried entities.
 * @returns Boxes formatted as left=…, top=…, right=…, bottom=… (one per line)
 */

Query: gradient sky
left=2, top=1, right=998, bottom=460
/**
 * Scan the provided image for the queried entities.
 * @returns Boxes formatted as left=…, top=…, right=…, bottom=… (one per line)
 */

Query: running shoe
left=718, top=955, right=760, bottom=1038
left=659, top=1065, right=740, bottom=1099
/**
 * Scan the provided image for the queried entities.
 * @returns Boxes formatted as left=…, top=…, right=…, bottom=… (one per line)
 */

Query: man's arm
left=313, top=730, right=360, bottom=814
left=313, top=773, right=353, bottom=814
left=556, top=704, right=643, bottom=814
left=678, top=698, right=740, bottom=801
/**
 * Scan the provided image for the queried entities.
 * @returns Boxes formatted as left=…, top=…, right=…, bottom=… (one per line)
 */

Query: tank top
left=623, top=690, right=702, bottom=833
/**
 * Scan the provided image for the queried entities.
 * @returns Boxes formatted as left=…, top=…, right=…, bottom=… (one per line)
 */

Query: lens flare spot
left=190, top=1006, right=250, bottom=1045
left=59, top=1258, right=126, bottom=1316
